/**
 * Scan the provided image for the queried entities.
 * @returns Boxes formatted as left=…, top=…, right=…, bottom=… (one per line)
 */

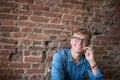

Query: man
left=52, top=28, right=104, bottom=80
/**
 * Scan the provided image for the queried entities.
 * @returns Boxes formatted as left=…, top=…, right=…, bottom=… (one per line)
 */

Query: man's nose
left=77, top=40, right=82, bottom=44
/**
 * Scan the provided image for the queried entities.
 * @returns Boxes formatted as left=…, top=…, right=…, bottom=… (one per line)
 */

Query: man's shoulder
left=53, top=48, right=70, bottom=61
left=54, top=48, right=71, bottom=58
left=56, top=48, right=70, bottom=54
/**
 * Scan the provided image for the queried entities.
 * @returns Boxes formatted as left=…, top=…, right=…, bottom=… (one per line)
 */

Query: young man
left=52, top=28, right=104, bottom=80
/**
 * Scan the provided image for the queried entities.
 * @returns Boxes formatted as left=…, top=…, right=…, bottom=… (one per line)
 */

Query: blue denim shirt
left=52, top=48, right=104, bottom=80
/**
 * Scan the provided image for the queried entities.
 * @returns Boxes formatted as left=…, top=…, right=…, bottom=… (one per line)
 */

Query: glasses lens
left=72, top=37, right=88, bottom=44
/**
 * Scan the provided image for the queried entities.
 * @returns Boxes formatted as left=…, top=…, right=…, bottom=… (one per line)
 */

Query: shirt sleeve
left=87, top=67, right=104, bottom=80
left=52, top=52, right=65, bottom=80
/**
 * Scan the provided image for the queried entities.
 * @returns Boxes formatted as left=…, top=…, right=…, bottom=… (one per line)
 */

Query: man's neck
left=71, top=50, right=83, bottom=64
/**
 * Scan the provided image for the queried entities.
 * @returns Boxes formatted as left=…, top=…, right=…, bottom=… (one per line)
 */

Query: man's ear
left=87, top=40, right=91, bottom=46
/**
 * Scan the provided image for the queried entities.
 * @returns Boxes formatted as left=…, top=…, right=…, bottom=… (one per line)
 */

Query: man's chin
left=75, top=49, right=84, bottom=53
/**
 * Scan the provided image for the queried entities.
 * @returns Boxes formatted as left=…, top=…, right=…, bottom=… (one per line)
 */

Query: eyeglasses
left=71, top=37, right=89, bottom=44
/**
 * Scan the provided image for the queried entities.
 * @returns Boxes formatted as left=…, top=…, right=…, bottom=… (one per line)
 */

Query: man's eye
left=75, top=37, right=80, bottom=40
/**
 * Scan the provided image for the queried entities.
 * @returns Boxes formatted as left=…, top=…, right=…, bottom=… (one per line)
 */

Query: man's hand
left=84, top=47, right=94, bottom=63
left=84, top=47, right=98, bottom=75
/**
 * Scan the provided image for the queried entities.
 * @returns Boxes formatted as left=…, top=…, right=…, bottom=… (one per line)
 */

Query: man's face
left=70, top=33, right=90, bottom=54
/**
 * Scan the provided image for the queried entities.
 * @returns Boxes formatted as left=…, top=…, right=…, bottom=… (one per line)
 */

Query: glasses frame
left=71, top=36, right=89, bottom=44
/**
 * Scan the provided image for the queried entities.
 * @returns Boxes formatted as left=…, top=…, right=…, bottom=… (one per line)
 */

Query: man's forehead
left=73, top=33, right=90, bottom=39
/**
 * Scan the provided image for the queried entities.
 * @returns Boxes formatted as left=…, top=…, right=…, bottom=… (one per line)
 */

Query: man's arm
left=84, top=47, right=104, bottom=80
left=87, top=66, right=104, bottom=80
left=52, top=53, right=65, bottom=80
left=89, top=59, right=99, bottom=75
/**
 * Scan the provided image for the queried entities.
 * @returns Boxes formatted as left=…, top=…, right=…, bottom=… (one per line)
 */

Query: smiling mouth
left=75, top=45, right=83, bottom=49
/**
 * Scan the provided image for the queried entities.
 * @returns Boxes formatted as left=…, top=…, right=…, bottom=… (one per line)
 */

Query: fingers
left=84, top=47, right=91, bottom=53
left=84, top=47, right=93, bottom=55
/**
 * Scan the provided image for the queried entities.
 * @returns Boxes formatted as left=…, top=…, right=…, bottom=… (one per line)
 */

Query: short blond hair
left=72, top=28, right=92, bottom=39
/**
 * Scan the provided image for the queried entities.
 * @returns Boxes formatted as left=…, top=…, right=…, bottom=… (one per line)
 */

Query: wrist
left=91, top=63, right=97, bottom=69
left=89, top=59, right=96, bottom=65
left=89, top=59, right=97, bottom=68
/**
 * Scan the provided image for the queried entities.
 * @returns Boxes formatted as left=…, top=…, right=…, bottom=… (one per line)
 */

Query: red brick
left=0, top=1, right=18, bottom=8
left=0, top=69, right=12, bottom=74
left=63, top=14, right=74, bottom=20
left=32, top=75, right=37, bottom=79
left=34, top=28, right=42, bottom=33
left=65, top=25, right=74, bottom=31
left=29, top=46, right=44, bottom=51
left=59, top=8, right=70, bottom=14
left=74, top=5, right=83, bottom=10
left=3, top=20, right=14, bottom=25
left=45, top=1, right=56, bottom=7
left=14, top=69, right=24, bottom=74
left=46, top=24, right=64, bottom=30
left=0, top=38, right=17, bottom=44
left=0, top=62, right=10, bottom=68
left=33, top=41, right=41, bottom=45
left=17, top=21, right=35, bottom=27
left=94, top=50, right=107, bottom=55
left=1, top=32, right=11, bottom=37
left=76, top=16, right=83, bottom=22
left=116, top=5, right=120, bottom=16
left=61, top=19, right=70, bottom=25
left=33, top=11, right=42, bottom=16
left=71, top=21, right=82, bottom=25
left=31, top=52, right=43, bottom=57
left=23, top=4, right=30, bottom=10
left=36, top=23, right=46, bottom=28
left=59, top=3, right=73, bottom=9
left=25, top=57, right=42, bottom=62
left=49, top=35, right=57, bottom=40
left=71, top=0, right=83, bottom=4
left=30, top=16, right=49, bottom=22
left=12, top=9, right=32, bottom=15
left=43, top=12, right=62, bottom=18
left=12, top=32, right=26, bottom=38
left=27, top=69, right=45, bottom=74
left=0, top=44, right=2, bottom=49
left=22, top=39, right=32, bottom=45
left=15, top=0, right=34, bottom=4
left=0, top=26, right=19, bottom=32
left=31, top=5, right=49, bottom=11
left=71, top=10, right=82, bottom=15
left=0, top=75, right=9, bottom=80
left=0, top=14, right=17, bottom=20
left=4, top=45, right=15, bottom=49
left=27, top=34, right=47, bottom=40
left=22, top=27, right=32, bottom=32
left=0, top=50, right=9, bottom=55
left=32, top=63, right=40, bottom=68
left=96, top=35, right=120, bottom=41
left=24, top=50, right=31, bottom=56
left=43, top=29, right=61, bottom=34
left=50, top=18, right=61, bottom=24
left=0, top=56, right=8, bottom=62
left=61, top=0, right=71, bottom=3
left=19, top=15, right=28, bottom=20
left=34, top=0, right=44, bottom=5
left=6, top=75, right=21, bottom=79
left=0, top=8, right=11, bottom=13
left=57, top=36, right=68, bottom=40
left=10, top=63, right=30, bottom=68
left=108, top=27, right=120, bottom=34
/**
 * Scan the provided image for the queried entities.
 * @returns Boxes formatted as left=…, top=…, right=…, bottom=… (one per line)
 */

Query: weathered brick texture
left=0, top=0, right=120, bottom=80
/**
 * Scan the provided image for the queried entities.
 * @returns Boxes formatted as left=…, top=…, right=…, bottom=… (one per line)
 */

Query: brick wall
left=0, top=0, right=120, bottom=80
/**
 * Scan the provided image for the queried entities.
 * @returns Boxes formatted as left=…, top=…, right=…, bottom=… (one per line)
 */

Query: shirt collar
left=68, top=49, right=86, bottom=64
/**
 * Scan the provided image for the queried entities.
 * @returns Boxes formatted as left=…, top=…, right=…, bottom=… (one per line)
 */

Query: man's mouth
left=75, top=45, right=82, bottom=49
